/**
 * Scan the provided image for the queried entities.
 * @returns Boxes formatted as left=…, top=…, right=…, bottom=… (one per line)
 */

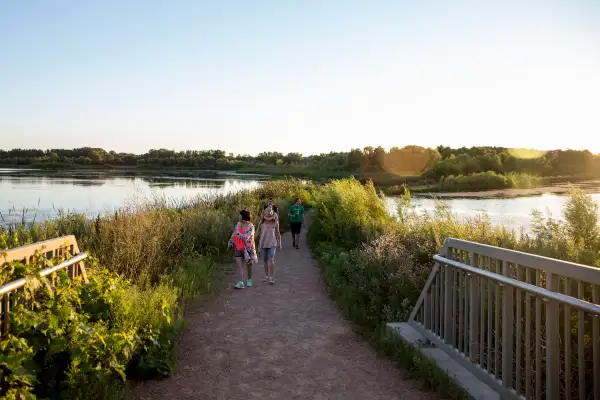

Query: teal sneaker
left=246, top=279, right=253, bottom=287
left=234, top=281, right=245, bottom=289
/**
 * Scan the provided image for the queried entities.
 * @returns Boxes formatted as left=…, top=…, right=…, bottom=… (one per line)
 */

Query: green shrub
left=308, top=178, right=392, bottom=249
left=429, top=171, right=541, bottom=192
left=312, top=184, right=596, bottom=337
left=310, top=180, right=600, bottom=397
left=0, top=256, right=184, bottom=399
left=255, top=178, right=315, bottom=204
left=381, top=185, right=408, bottom=196
left=113, top=283, right=181, bottom=379
left=166, top=258, right=217, bottom=300
left=505, top=172, right=542, bottom=189
left=0, top=179, right=313, bottom=398
left=521, top=188, right=600, bottom=266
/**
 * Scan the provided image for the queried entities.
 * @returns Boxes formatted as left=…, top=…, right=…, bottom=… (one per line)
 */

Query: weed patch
left=0, top=179, right=311, bottom=399
left=309, top=178, right=600, bottom=397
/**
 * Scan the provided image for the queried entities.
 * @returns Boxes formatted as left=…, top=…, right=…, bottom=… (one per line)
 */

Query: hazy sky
left=1, top=0, right=599, bottom=155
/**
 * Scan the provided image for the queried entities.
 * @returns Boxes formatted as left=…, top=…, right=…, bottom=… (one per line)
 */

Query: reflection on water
left=5, top=169, right=599, bottom=231
left=386, top=192, right=600, bottom=233
left=0, top=173, right=263, bottom=223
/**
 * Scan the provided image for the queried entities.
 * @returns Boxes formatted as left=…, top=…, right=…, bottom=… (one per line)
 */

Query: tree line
left=2, top=146, right=600, bottom=179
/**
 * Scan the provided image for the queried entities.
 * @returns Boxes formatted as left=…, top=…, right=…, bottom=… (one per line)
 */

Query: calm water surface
left=0, top=169, right=262, bottom=222
left=2, top=169, right=599, bottom=231
left=386, top=193, right=600, bottom=232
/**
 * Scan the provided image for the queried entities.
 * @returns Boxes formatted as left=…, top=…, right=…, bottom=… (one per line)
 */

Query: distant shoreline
left=0, top=166, right=271, bottom=179
left=411, top=181, right=600, bottom=199
left=4, top=166, right=600, bottom=199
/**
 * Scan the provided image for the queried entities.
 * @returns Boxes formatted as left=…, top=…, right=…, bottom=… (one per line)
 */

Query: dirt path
left=130, top=225, right=434, bottom=400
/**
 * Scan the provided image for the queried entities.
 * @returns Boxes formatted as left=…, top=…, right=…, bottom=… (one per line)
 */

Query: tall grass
left=309, top=179, right=390, bottom=249
left=1, top=178, right=313, bottom=283
left=0, top=179, right=312, bottom=399
left=522, top=189, right=600, bottom=266
left=308, top=178, right=600, bottom=397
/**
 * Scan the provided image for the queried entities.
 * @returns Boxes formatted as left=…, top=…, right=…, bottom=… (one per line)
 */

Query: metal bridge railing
left=0, top=236, right=88, bottom=336
left=409, top=238, right=600, bottom=400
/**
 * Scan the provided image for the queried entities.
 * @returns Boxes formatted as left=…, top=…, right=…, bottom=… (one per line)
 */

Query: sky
left=1, top=0, right=600, bottom=156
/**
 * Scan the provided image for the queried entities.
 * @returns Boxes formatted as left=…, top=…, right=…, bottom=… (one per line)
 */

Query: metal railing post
left=501, top=260, right=514, bottom=388
left=444, top=247, right=454, bottom=344
left=469, top=252, right=480, bottom=363
left=545, top=271, right=559, bottom=400
left=424, top=289, right=432, bottom=329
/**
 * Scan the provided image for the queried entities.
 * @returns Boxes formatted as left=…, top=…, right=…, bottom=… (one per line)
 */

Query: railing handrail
left=0, top=253, right=88, bottom=296
left=444, top=237, right=600, bottom=285
left=0, top=235, right=77, bottom=255
left=434, top=254, right=600, bottom=316
left=409, top=238, right=600, bottom=400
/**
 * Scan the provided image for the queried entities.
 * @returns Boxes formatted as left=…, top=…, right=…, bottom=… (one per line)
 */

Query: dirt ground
left=129, top=227, right=434, bottom=400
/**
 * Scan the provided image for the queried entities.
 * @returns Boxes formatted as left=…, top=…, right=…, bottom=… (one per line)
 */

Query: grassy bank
left=307, top=178, right=600, bottom=397
left=0, top=179, right=313, bottom=399
left=412, top=171, right=542, bottom=193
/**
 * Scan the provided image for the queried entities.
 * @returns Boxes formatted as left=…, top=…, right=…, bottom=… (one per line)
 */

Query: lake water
left=2, top=169, right=599, bottom=231
left=386, top=193, right=600, bottom=232
left=0, top=169, right=263, bottom=223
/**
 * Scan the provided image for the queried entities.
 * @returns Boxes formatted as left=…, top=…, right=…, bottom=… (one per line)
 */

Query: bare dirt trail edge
left=131, top=218, right=435, bottom=400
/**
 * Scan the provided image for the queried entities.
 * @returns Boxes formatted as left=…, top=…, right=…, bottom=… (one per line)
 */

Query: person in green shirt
left=288, top=197, right=305, bottom=249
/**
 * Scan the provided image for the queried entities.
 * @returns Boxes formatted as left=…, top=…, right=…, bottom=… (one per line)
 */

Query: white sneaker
left=262, top=276, right=269, bottom=282
left=268, top=277, right=275, bottom=284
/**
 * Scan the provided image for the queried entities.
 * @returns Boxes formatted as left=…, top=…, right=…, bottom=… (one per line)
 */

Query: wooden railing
left=0, top=236, right=88, bottom=336
left=409, top=238, right=600, bottom=400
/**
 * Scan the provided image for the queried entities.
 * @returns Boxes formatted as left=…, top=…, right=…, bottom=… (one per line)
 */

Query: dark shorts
left=290, top=222, right=302, bottom=234
left=234, top=249, right=244, bottom=258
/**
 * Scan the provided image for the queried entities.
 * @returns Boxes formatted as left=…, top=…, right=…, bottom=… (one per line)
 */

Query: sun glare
left=507, top=148, right=547, bottom=160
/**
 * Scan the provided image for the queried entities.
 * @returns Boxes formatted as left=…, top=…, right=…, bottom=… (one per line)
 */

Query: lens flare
left=381, top=146, right=441, bottom=176
left=507, top=148, right=546, bottom=159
